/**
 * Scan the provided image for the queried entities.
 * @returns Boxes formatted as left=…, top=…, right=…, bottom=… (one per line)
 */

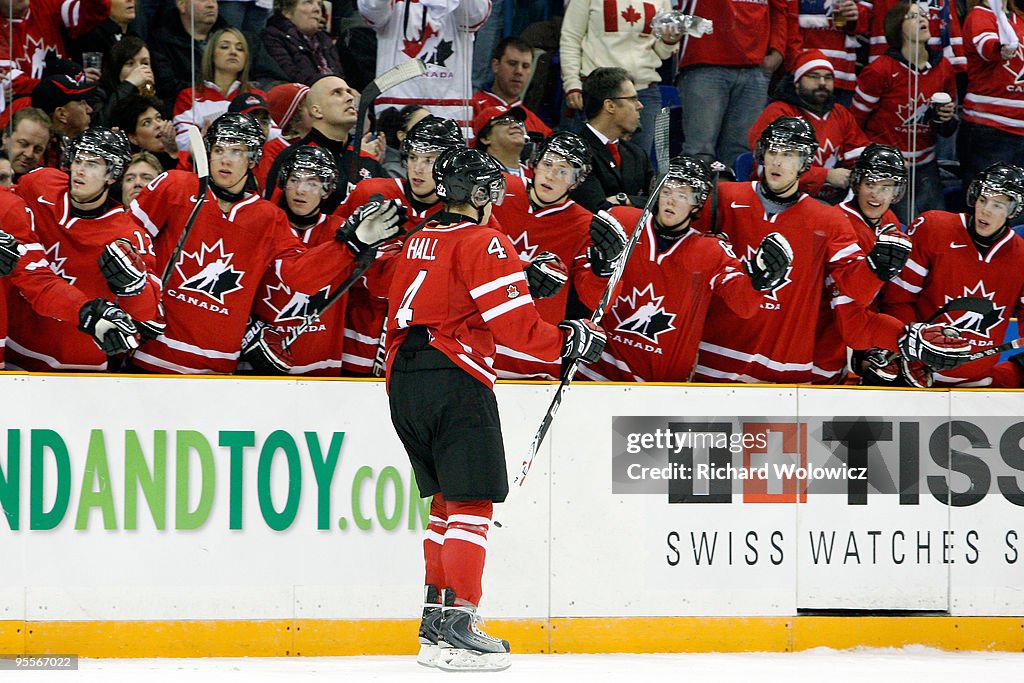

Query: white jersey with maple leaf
left=358, top=0, right=490, bottom=131
left=962, top=5, right=1024, bottom=136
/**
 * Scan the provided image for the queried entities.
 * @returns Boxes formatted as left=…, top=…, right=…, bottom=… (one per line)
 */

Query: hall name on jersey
left=406, top=237, right=438, bottom=261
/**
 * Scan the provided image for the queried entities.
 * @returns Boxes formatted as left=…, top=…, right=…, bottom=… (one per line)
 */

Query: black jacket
left=570, top=124, right=653, bottom=212
left=260, top=14, right=344, bottom=85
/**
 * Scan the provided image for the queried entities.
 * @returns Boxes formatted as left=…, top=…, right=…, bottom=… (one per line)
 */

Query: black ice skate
left=416, top=584, right=444, bottom=667
left=436, top=589, right=511, bottom=672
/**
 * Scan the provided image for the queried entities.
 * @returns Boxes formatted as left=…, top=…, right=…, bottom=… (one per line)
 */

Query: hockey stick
left=654, top=107, right=671, bottom=177
left=956, top=337, right=1024, bottom=365
left=348, top=59, right=427, bottom=189
left=513, top=173, right=673, bottom=488
left=161, top=126, right=209, bottom=288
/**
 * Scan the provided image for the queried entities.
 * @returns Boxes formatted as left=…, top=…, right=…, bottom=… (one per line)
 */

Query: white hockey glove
left=240, top=319, right=293, bottom=375
left=78, top=299, right=139, bottom=355
left=525, top=251, right=568, bottom=299
left=559, top=319, right=607, bottom=364
left=335, top=198, right=408, bottom=255
left=588, top=210, right=627, bottom=278
left=748, top=232, right=793, bottom=291
left=866, top=225, right=911, bottom=282
left=98, top=238, right=148, bottom=296
left=898, top=323, right=972, bottom=371
left=0, top=229, right=26, bottom=277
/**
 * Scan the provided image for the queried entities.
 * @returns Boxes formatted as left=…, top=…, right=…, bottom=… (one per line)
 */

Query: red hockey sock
left=441, top=500, right=492, bottom=607
left=423, top=494, right=448, bottom=591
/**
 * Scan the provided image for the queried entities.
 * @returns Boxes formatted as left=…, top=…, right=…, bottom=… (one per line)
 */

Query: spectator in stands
left=172, top=27, right=263, bottom=152
left=471, top=37, right=551, bottom=142
left=560, top=0, right=680, bottom=161
left=863, top=0, right=966, bottom=71
left=786, top=0, right=865, bottom=106
left=853, top=2, right=958, bottom=222
left=218, top=0, right=271, bottom=34
left=95, top=36, right=158, bottom=127
left=149, top=0, right=221, bottom=103
left=1, top=107, right=51, bottom=180
left=261, top=0, right=343, bottom=84
left=676, top=0, right=788, bottom=170
left=67, top=0, right=142, bottom=66
left=110, top=95, right=181, bottom=171
left=31, top=75, right=95, bottom=168
left=749, top=50, right=870, bottom=201
left=266, top=82, right=311, bottom=141
left=472, top=105, right=529, bottom=179
left=380, top=104, right=431, bottom=178
left=958, top=0, right=1024, bottom=188
left=120, top=150, right=164, bottom=206
left=570, top=67, right=653, bottom=213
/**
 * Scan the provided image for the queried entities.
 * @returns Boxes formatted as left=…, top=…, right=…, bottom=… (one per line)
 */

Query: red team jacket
left=677, top=0, right=788, bottom=69
left=693, top=181, right=881, bottom=384
left=130, top=170, right=357, bottom=374
left=578, top=207, right=766, bottom=383
left=881, top=211, right=1024, bottom=387
left=385, top=219, right=564, bottom=389
left=962, top=5, right=1024, bottom=137
left=862, top=0, right=966, bottom=71
left=785, top=1, right=865, bottom=91
left=8, top=168, right=161, bottom=371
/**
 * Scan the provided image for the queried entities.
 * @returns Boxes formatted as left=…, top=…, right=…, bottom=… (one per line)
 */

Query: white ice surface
left=14, top=647, right=1024, bottom=682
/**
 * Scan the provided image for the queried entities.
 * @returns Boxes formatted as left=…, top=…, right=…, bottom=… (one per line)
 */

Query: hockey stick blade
left=514, top=173, right=674, bottom=488
left=161, top=126, right=209, bottom=288
left=960, top=337, right=1024, bottom=365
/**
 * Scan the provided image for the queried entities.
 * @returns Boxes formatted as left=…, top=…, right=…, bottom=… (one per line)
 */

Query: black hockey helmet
left=967, top=161, right=1024, bottom=221
left=532, top=131, right=592, bottom=184
left=276, top=144, right=338, bottom=196
left=754, top=116, right=818, bottom=173
left=662, top=155, right=713, bottom=209
left=401, top=115, right=465, bottom=159
left=849, top=143, right=908, bottom=203
left=205, top=111, right=266, bottom=164
left=433, top=147, right=506, bottom=208
left=66, top=127, right=132, bottom=181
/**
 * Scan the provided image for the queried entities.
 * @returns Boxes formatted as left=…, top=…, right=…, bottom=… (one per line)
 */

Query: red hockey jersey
left=678, top=0, right=788, bottom=69
left=384, top=219, right=564, bottom=389
left=962, top=5, right=1024, bottom=136
left=130, top=170, right=357, bottom=374
left=693, top=181, right=881, bottom=384
left=880, top=211, right=1024, bottom=387
left=579, top=208, right=766, bottom=382
left=862, top=0, right=965, bottom=71
left=8, top=168, right=161, bottom=371
left=852, top=52, right=957, bottom=165
left=490, top=175, right=609, bottom=378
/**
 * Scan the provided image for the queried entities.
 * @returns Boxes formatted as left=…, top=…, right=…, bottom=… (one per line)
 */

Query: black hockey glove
left=335, top=198, right=407, bottom=255
left=78, top=299, right=139, bottom=355
left=240, top=319, right=292, bottom=375
left=748, top=232, right=793, bottom=292
left=0, top=229, right=25, bottom=277
left=98, top=238, right=148, bottom=296
left=858, top=347, right=900, bottom=385
left=866, top=225, right=911, bottom=282
left=525, top=251, right=568, bottom=299
left=898, top=323, right=971, bottom=371
left=588, top=210, right=627, bottom=278
left=558, top=319, right=607, bottom=364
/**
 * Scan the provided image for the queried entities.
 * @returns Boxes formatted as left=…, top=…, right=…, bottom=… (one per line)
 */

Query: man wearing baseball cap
left=472, top=105, right=528, bottom=179
left=266, top=83, right=311, bottom=142
left=31, top=74, right=96, bottom=169
left=747, top=49, right=870, bottom=200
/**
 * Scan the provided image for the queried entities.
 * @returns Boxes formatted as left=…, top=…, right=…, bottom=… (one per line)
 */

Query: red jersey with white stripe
left=880, top=211, right=1024, bottom=387
left=490, top=175, right=608, bottom=378
left=579, top=208, right=765, bottom=382
left=130, top=170, right=357, bottom=374
left=677, top=0, right=788, bottom=69
left=250, top=213, right=349, bottom=376
left=334, top=176, right=443, bottom=374
left=813, top=200, right=906, bottom=383
left=8, top=168, right=161, bottom=371
left=470, top=90, right=552, bottom=138
left=852, top=52, right=958, bottom=165
left=748, top=99, right=870, bottom=197
left=788, top=1, right=865, bottom=91
left=693, top=181, right=881, bottom=384
left=862, top=0, right=966, bottom=71
left=384, top=217, right=564, bottom=389
left=962, top=6, right=1024, bottom=136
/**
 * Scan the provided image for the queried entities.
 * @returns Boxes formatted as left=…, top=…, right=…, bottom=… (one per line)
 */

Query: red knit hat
left=266, top=83, right=310, bottom=130
left=793, top=49, right=835, bottom=82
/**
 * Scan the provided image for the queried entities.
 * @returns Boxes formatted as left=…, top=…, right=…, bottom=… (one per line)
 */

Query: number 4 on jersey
left=395, top=269, right=428, bottom=328
left=487, top=236, right=508, bottom=260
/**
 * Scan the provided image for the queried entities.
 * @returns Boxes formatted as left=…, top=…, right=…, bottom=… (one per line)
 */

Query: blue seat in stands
left=732, top=152, right=754, bottom=182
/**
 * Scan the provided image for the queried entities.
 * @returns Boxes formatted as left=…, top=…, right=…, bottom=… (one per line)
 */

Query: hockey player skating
left=8, top=128, right=157, bottom=371
left=879, top=161, right=1024, bottom=387
left=385, top=148, right=606, bottom=671
left=577, top=156, right=793, bottom=382
left=130, top=112, right=405, bottom=373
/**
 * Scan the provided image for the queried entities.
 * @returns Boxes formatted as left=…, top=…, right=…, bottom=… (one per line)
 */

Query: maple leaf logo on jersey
left=742, top=245, right=792, bottom=301
left=897, top=94, right=931, bottom=130
left=262, top=282, right=331, bottom=323
left=176, top=240, right=244, bottom=303
left=943, top=283, right=1005, bottom=338
left=1001, top=44, right=1024, bottom=84
left=400, top=22, right=454, bottom=68
left=507, top=284, right=521, bottom=299
left=610, top=284, right=676, bottom=343
left=23, top=36, right=58, bottom=79
left=44, top=243, right=75, bottom=286
left=814, top=139, right=840, bottom=170
left=510, top=232, right=539, bottom=261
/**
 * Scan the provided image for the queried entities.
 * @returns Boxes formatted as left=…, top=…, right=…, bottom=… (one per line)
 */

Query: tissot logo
left=611, top=284, right=677, bottom=343
left=943, top=284, right=1005, bottom=338
left=262, top=282, right=331, bottom=323
left=175, top=240, right=244, bottom=303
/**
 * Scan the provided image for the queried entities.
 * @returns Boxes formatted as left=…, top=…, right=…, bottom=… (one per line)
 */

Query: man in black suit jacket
left=570, top=67, right=654, bottom=213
